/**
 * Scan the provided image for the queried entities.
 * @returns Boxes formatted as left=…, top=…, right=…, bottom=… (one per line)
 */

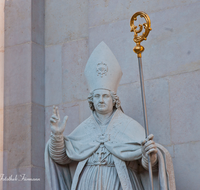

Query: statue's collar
left=92, top=108, right=116, bottom=126
left=91, top=108, right=120, bottom=135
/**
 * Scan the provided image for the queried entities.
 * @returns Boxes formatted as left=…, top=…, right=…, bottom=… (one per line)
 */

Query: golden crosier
left=130, top=12, right=152, bottom=58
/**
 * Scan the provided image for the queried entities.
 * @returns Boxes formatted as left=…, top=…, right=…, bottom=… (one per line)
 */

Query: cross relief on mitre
left=96, top=62, right=108, bottom=77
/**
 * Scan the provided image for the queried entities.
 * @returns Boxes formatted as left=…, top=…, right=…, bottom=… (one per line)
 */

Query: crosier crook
left=130, top=11, right=154, bottom=190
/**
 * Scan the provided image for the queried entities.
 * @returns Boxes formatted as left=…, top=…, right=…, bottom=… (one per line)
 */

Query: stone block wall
left=45, top=1, right=200, bottom=189
left=0, top=0, right=45, bottom=189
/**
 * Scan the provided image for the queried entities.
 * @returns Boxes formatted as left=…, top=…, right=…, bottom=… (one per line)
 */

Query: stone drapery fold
left=45, top=109, right=176, bottom=190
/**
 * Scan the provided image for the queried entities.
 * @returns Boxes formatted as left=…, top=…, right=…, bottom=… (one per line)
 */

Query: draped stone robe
left=45, top=109, right=176, bottom=190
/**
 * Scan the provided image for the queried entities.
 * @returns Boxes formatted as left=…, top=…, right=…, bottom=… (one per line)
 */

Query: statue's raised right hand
left=50, top=105, right=68, bottom=135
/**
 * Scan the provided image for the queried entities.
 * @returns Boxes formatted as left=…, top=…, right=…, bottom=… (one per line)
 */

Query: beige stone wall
left=1, top=0, right=45, bottom=189
left=0, top=1, right=4, bottom=189
left=44, top=0, right=200, bottom=189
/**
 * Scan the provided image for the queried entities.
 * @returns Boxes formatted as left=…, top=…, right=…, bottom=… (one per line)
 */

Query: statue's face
left=93, top=89, right=114, bottom=114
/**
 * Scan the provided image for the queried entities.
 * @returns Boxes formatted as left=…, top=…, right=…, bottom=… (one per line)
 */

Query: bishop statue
left=45, top=42, right=175, bottom=190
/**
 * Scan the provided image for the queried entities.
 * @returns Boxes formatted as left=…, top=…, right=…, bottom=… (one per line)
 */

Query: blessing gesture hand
left=50, top=106, right=68, bottom=135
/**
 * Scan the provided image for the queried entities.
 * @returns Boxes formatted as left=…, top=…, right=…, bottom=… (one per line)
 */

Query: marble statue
left=45, top=42, right=176, bottom=190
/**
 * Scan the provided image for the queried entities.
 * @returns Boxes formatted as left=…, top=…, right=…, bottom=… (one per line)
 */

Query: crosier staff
left=130, top=12, right=154, bottom=190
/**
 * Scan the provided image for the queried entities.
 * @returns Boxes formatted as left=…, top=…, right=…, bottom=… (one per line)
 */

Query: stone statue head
left=85, top=42, right=123, bottom=113
left=87, top=89, right=121, bottom=112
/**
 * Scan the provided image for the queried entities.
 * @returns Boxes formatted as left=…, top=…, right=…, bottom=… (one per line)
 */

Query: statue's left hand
left=141, top=134, right=158, bottom=158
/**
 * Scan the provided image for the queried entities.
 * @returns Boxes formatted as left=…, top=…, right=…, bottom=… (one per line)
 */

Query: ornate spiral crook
left=130, top=12, right=152, bottom=57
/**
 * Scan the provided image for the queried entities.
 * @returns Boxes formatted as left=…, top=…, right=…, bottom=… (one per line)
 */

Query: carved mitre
left=84, top=41, right=123, bottom=93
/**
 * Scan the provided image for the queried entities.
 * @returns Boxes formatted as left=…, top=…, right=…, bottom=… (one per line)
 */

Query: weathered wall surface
left=0, top=1, right=4, bottom=189
left=45, top=0, right=200, bottom=189
left=1, top=0, right=45, bottom=189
